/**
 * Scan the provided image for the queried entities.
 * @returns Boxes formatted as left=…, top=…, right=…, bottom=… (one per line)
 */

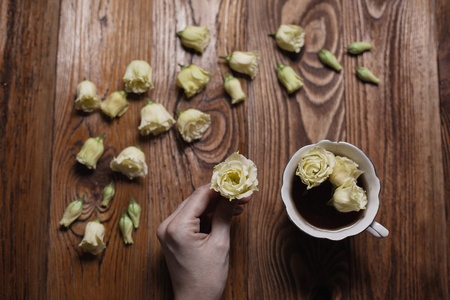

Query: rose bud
left=270, top=25, right=305, bottom=53
left=100, top=91, right=129, bottom=118
left=210, top=152, right=259, bottom=200
left=76, top=133, right=105, bottom=170
left=296, top=146, right=336, bottom=189
left=75, top=80, right=101, bottom=113
left=220, top=51, right=259, bottom=79
left=277, top=63, right=303, bottom=94
left=110, top=146, right=148, bottom=180
left=355, top=67, right=380, bottom=85
left=176, top=108, right=211, bottom=143
left=177, top=25, right=210, bottom=53
left=329, top=156, right=363, bottom=187
left=176, top=64, right=211, bottom=98
left=123, top=60, right=154, bottom=94
left=101, top=182, right=115, bottom=207
left=119, top=209, right=134, bottom=245
left=79, top=218, right=106, bottom=255
left=224, top=73, right=246, bottom=104
left=59, top=195, right=84, bottom=227
left=128, top=195, right=141, bottom=229
left=346, top=42, right=372, bottom=55
left=138, top=99, right=175, bottom=136
left=318, top=49, right=342, bottom=72
left=330, top=179, right=368, bottom=212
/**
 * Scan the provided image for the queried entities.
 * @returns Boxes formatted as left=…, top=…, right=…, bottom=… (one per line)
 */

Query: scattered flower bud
left=100, top=91, right=129, bottom=118
left=270, top=25, right=305, bottom=53
left=329, top=156, right=364, bottom=187
left=224, top=73, right=246, bottom=104
left=220, top=51, right=259, bottom=79
left=101, top=182, right=115, bottom=207
left=75, top=80, right=101, bottom=113
left=176, top=108, right=211, bottom=143
left=318, top=49, right=342, bottom=72
left=346, top=42, right=372, bottom=55
left=138, top=99, right=175, bottom=136
left=296, top=146, right=336, bottom=189
left=128, top=195, right=142, bottom=229
left=331, top=179, right=367, bottom=212
left=355, top=67, right=380, bottom=84
left=176, top=64, right=211, bottom=98
left=123, top=60, right=154, bottom=94
left=177, top=25, right=210, bottom=53
left=76, top=133, right=105, bottom=169
left=110, top=146, right=148, bottom=179
left=276, top=63, right=303, bottom=94
left=210, top=152, right=259, bottom=200
left=59, top=195, right=84, bottom=227
left=119, top=209, right=134, bottom=245
left=79, top=218, right=106, bottom=255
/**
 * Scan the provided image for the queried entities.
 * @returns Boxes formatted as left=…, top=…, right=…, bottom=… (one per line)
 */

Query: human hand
left=157, top=184, right=250, bottom=300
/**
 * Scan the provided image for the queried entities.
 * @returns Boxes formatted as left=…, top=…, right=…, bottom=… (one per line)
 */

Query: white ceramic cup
left=281, top=140, right=389, bottom=240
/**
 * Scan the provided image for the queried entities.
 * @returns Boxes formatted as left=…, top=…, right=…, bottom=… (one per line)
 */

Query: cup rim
left=280, top=140, right=381, bottom=240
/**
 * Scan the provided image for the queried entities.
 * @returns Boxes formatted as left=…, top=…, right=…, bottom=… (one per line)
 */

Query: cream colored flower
left=176, top=64, right=211, bottom=98
left=331, top=179, right=367, bottom=212
left=138, top=99, right=175, bottom=136
left=75, top=80, right=101, bottom=113
left=176, top=108, right=211, bottom=143
left=76, top=133, right=105, bottom=169
left=59, top=195, right=84, bottom=227
left=177, top=25, right=210, bottom=53
left=296, top=146, right=336, bottom=189
left=119, top=209, right=133, bottom=245
left=224, top=73, right=246, bottom=104
left=329, top=156, right=364, bottom=187
left=79, top=219, right=106, bottom=255
left=110, top=146, right=148, bottom=180
left=272, top=25, right=305, bottom=53
left=123, top=60, right=154, bottom=93
left=210, top=152, right=259, bottom=200
left=220, top=51, right=259, bottom=79
left=100, top=91, right=129, bottom=118
left=128, top=195, right=141, bottom=229
left=277, top=63, right=303, bottom=94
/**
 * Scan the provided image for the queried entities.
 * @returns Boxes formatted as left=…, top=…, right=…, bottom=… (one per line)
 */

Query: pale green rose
left=123, top=60, right=154, bottom=93
left=210, top=152, right=259, bottom=200
left=76, top=133, right=105, bottom=169
left=296, top=146, right=336, bottom=189
left=128, top=195, right=141, bottom=229
left=110, top=146, right=148, bottom=180
left=59, top=195, right=84, bottom=227
left=75, top=80, right=101, bottom=113
left=224, top=73, right=246, bottom=104
left=119, top=209, right=133, bottom=245
left=220, top=51, right=259, bottom=79
left=100, top=91, right=129, bottom=118
left=101, top=182, right=115, bottom=207
left=79, top=219, right=106, bottom=255
left=176, top=108, right=211, bottom=143
left=277, top=63, right=303, bottom=94
left=138, top=99, right=175, bottom=136
left=176, top=64, right=211, bottom=98
left=329, top=156, right=364, bottom=187
left=331, top=179, right=367, bottom=212
left=272, top=25, right=305, bottom=53
left=177, top=25, right=210, bottom=53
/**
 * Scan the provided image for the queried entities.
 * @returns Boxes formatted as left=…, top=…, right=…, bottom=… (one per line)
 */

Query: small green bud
left=318, top=49, right=342, bottom=72
left=119, top=209, right=134, bottom=245
left=59, top=195, right=84, bottom=227
left=76, top=133, right=105, bottom=169
left=128, top=195, right=142, bottom=229
left=101, top=182, right=115, bottom=207
left=355, top=67, right=380, bottom=85
left=277, top=63, right=303, bottom=94
left=224, top=73, right=246, bottom=104
left=346, top=42, right=372, bottom=55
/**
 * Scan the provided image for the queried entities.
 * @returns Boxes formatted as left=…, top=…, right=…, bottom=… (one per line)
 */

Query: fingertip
left=233, top=205, right=244, bottom=216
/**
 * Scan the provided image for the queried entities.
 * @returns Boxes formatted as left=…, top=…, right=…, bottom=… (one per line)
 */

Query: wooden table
left=1, top=0, right=449, bottom=299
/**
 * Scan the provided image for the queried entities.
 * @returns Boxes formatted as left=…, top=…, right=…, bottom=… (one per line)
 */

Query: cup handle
left=366, top=221, right=389, bottom=238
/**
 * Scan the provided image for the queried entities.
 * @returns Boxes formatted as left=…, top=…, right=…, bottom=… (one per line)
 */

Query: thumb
left=210, top=197, right=237, bottom=241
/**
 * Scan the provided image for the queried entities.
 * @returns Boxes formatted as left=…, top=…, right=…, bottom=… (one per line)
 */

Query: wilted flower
left=75, top=80, right=101, bottom=113
left=76, top=133, right=105, bottom=169
left=123, top=60, right=154, bottom=94
left=119, top=209, right=133, bottom=245
left=224, top=73, right=246, bottom=104
left=318, top=49, right=342, bottom=72
left=59, top=195, right=84, bottom=227
left=346, top=42, right=372, bottom=55
left=220, top=51, right=259, bottom=79
left=128, top=195, right=142, bottom=229
left=329, top=156, right=363, bottom=187
left=210, top=152, right=259, bottom=200
left=79, top=218, right=106, bottom=255
left=331, top=179, right=368, bottom=212
left=270, top=25, right=305, bottom=53
left=355, top=67, right=380, bottom=85
left=138, top=99, right=175, bottom=136
left=296, top=146, right=336, bottom=189
left=277, top=63, right=303, bottom=94
left=176, top=64, right=211, bottom=98
left=101, top=182, right=115, bottom=207
left=177, top=25, right=210, bottom=53
left=176, top=108, right=211, bottom=143
left=100, top=91, right=129, bottom=118
left=110, top=146, right=148, bottom=180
